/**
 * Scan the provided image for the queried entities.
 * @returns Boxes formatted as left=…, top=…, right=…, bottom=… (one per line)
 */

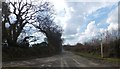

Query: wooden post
left=101, top=33, right=104, bottom=58
left=101, top=42, right=103, bottom=58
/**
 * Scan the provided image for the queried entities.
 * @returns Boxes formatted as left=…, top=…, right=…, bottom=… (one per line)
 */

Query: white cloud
left=108, top=23, right=118, bottom=32
left=99, top=28, right=107, bottom=33
left=84, top=21, right=96, bottom=35
left=64, top=23, right=78, bottom=35
left=65, top=0, right=119, bottom=2
left=107, top=5, right=118, bottom=32
left=33, top=1, right=119, bottom=45
left=77, top=3, right=118, bottom=44
left=8, top=0, right=118, bottom=45
left=50, top=0, right=72, bottom=31
left=63, top=21, right=101, bottom=45
left=57, top=2, right=117, bottom=45
left=63, top=34, right=80, bottom=45
left=84, top=21, right=99, bottom=37
left=78, top=21, right=99, bottom=43
left=107, top=8, right=118, bottom=24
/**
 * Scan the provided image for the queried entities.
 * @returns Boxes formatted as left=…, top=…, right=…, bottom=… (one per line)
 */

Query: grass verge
left=74, top=52, right=120, bottom=65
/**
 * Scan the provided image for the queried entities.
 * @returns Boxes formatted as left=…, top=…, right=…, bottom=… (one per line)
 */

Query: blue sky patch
left=80, top=3, right=118, bottom=33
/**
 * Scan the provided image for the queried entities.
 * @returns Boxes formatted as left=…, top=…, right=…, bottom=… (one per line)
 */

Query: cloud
left=29, top=1, right=119, bottom=45
left=65, top=2, right=115, bottom=32
left=108, top=23, right=118, bottom=31
left=64, top=23, right=78, bottom=35
left=107, top=6, right=118, bottom=24
left=86, top=3, right=117, bottom=24
left=78, top=21, right=99, bottom=43
left=63, top=21, right=100, bottom=45
left=84, top=21, right=98, bottom=36
left=15, top=0, right=119, bottom=45
left=65, top=0, right=119, bottom=2
left=63, top=34, right=80, bottom=45
left=106, top=6, right=118, bottom=32
left=61, top=2, right=116, bottom=45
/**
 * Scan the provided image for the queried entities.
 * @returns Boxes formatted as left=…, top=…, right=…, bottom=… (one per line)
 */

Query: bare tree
left=2, top=0, right=37, bottom=47
left=31, top=2, right=63, bottom=53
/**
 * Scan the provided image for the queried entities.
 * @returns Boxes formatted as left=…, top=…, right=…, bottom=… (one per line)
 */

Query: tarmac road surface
left=2, top=50, right=118, bottom=67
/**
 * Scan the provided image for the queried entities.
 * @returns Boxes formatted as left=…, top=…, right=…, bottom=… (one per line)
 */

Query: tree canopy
left=2, top=0, right=34, bottom=47
left=2, top=0, right=63, bottom=53
left=31, top=2, right=63, bottom=53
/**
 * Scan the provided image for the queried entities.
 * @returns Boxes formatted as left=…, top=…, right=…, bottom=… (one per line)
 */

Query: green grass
left=74, top=52, right=120, bottom=64
left=104, top=58, right=120, bottom=63
left=75, top=52, right=103, bottom=59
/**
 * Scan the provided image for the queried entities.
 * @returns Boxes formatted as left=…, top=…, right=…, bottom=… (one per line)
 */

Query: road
left=2, top=50, right=118, bottom=67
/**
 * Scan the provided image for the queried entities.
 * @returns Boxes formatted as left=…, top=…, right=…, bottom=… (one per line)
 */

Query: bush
left=2, top=44, right=56, bottom=61
left=64, top=40, right=120, bottom=58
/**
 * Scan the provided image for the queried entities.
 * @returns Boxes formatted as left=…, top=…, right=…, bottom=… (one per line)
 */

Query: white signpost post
left=100, top=34, right=104, bottom=58
left=101, top=42, right=103, bottom=58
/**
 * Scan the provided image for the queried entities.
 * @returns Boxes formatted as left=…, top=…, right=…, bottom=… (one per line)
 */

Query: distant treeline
left=64, top=38, right=120, bottom=58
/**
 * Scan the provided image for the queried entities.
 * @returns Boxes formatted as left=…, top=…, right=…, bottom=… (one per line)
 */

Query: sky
left=5, top=0, right=120, bottom=45
left=50, top=0, right=119, bottom=45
